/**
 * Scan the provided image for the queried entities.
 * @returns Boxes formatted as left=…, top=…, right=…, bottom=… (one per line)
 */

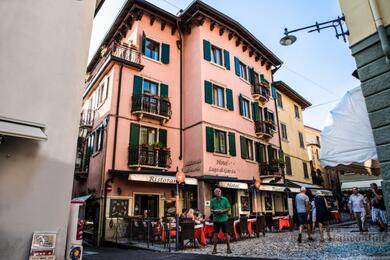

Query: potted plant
left=153, top=141, right=161, bottom=150
left=100, top=46, right=108, bottom=57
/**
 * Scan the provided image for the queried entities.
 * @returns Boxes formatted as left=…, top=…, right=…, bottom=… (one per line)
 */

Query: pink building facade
left=73, top=0, right=286, bottom=244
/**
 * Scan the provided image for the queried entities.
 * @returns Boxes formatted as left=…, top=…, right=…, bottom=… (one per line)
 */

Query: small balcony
left=254, top=120, right=275, bottom=139
left=252, top=83, right=270, bottom=103
left=74, top=145, right=89, bottom=181
left=79, top=109, right=94, bottom=138
left=131, top=94, right=172, bottom=123
left=86, top=43, right=143, bottom=85
left=260, top=162, right=282, bottom=177
left=128, top=144, right=172, bottom=169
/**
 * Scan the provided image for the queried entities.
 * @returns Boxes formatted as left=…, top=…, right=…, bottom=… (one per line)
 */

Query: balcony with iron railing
left=131, top=94, right=171, bottom=123
left=254, top=120, right=275, bottom=139
left=128, top=144, right=172, bottom=169
left=74, top=139, right=90, bottom=180
left=252, top=82, right=270, bottom=103
left=79, top=109, right=95, bottom=138
left=260, top=162, right=283, bottom=177
left=85, top=43, right=143, bottom=86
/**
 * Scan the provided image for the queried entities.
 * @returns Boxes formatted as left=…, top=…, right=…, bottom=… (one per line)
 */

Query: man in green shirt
left=210, top=188, right=232, bottom=254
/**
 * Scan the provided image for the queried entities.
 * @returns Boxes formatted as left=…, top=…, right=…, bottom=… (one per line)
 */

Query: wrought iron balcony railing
left=254, top=120, right=275, bottom=138
left=252, top=83, right=270, bottom=103
left=260, top=162, right=282, bottom=176
left=128, top=144, right=171, bottom=168
left=131, top=94, right=171, bottom=122
left=86, top=43, right=143, bottom=85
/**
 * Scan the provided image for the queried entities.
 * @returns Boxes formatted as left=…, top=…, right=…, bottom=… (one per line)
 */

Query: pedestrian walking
left=210, top=188, right=232, bottom=254
left=370, top=183, right=388, bottom=232
left=295, top=187, right=314, bottom=243
left=348, top=187, right=367, bottom=232
left=314, top=191, right=332, bottom=242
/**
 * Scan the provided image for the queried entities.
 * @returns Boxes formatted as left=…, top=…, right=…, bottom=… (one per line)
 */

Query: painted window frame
left=212, top=83, right=226, bottom=108
left=276, top=92, right=283, bottom=108
left=140, top=125, right=158, bottom=146
left=281, top=123, right=288, bottom=140
left=214, top=129, right=227, bottom=154
left=246, top=138, right=254, bottom=161
left=142, top=78, right=159, bottom=96
left=294, top=104, right=300, bottom=119
left=238, top=61, right=248, bottom=80
left=242, top=96, right=251, bottom=119
left=143, top=37, right=160, bottom=61
left=298, top=131, right=305, bottom=148
left=211, top=44, right=223, bottom=66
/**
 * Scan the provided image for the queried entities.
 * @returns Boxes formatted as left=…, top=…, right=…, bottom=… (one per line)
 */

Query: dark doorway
left=134, top=194, right=159, bottom=218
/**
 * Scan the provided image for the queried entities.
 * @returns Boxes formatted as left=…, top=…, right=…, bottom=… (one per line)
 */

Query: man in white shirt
left=348, top=187, right=367, bottom=232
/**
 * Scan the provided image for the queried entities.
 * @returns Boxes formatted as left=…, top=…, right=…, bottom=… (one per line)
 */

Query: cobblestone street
left=85, top=220, right=390, bottom=259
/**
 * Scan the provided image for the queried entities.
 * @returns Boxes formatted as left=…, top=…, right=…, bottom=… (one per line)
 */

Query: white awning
left=71, top=194, right=92, bottom=204
left=218, top=181, right=248, bottom=190
left=290, top=181, right=323, bottom=189
left=289, top=181, right=333, bottom=196
left=341, top=179, right=382, bottom=190
left=0, top=117, right=47, bottom=141
left=259, top=185, right=286, bottom=192
left=320, top=86, right=377, bottom=167
left=129, top=174, right=198, bottom=185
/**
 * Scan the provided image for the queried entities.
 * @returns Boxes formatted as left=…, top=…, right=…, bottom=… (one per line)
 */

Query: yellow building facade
left=274, top=81, right=312, bottom=184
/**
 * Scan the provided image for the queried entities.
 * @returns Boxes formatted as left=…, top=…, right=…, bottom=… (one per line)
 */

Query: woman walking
left=314, top=191, right=332, bottom=242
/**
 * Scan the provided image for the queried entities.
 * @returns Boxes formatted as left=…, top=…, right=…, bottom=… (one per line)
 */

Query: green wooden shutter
left=248, top=67, right=254, bottom=85
left=240, top=136, right=248, bottom=159
left=133, top=75, right=143, bottom=95
left=203, top=40, right=211, bottom=61
left=239, top=94, right=243, bottom=115
left=142, top=34, right=146, bottom=54
left=206, top=127, right=214, bottom=152
left=226, top=88, right=234, bottom=111
left=161, top=43, right=170, bottom=64
left=223, top=49, right=230, bottom=70
left=228, top=132, right=236, bottom=156
left=259, top=106, right=263, bottom=121
left=263, top=107, right=268, bottom=120
left=204, top=80, right=213, bottom=104
left=234, top=57, right=240, bottom=76
left=251, top=102, right=257, bottom=121
left=160, top=83, right=168, bottom=98
left=267, top=145, right=274, bottom=162
left=159, top=129, right=167, bottom=148
left=130, top=123, right=140, bottom=146
left=255, top=142, right=260, bottom=162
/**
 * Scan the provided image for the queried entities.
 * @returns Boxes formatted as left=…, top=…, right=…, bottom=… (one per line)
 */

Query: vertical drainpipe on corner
left=101, top=63, right=123, bottom=244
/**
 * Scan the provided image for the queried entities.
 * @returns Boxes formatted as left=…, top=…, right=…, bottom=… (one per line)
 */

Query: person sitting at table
left=194, top=211, right=204, bottom=224
left=210, top=188, right=232, bottom=254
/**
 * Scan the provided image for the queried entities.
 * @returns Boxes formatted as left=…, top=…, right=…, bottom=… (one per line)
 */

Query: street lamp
left=175, top=171, right=186, bottom=251
left=280, top=15, right=349, bottom=46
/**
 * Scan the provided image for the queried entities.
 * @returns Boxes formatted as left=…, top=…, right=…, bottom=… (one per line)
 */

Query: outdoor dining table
left=160, top=222, right=207, bottom=247
left=272, top=216, right=291, bottom=231
left=204, top=218, right=257, bottom=240
left=161, top=222, right=176, bottom=242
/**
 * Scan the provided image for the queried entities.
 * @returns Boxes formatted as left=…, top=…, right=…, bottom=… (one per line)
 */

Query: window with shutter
left=143, top=37, right=160, bottom=61
left=214, top=129, right=227, bottom=154
left=281, top=123, right=288, bottom=140
left=158, top=129, right=167, bottom=148
left=161, top=43, right=170, bottom=64
left=206, top=127, right=214, bottom=152
left=226, top=88, right=234, bottom=111
left=204, top=80, right=213, bottom=104
left=223, top=49, right=230, bottom=70
left=285, top=156, right=292, bottom=175
left=203, top=40, right=211, bottom=61
left=240, top=136, right=248, bottom=159
left=211, top=45, right=223, bottom=66
left=303, top=162, right=309, bottom=178
left=299, top=132, right=305, bottom=148
left=228, top=132, right=236, bottom=156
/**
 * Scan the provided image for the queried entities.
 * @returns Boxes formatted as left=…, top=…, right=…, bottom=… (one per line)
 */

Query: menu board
left=240, top=196, right=250, bottom=212
left=29, top=232, right=57, bottom=260
left=109, top=199, right=129, bottom=218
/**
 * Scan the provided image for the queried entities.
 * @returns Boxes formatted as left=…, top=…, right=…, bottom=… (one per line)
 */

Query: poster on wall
left=164, top=200, right=176, bottom=217
left=240, top=196, right=250, bottom=211
left=29, top=232, right=57, bottom=260
left=109, top=199, right=129, bottom=218
left=265, top=196, right=273, bottom=211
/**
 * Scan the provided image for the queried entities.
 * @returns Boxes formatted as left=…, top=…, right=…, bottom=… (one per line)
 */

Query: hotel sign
left=259, top=185, right=286, bottom=192
left=128, top=174, right=198, bottom=185
left=218, top=181, right=248, bottom=190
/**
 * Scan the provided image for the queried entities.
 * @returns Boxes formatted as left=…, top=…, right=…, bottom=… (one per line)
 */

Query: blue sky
left=89, top=0, right=360, bottom=130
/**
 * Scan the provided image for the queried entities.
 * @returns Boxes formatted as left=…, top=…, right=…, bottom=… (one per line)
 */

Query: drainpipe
left=176, top=18, right=183, bottom=161
left=369, top=0, right=390, bottom=64
left=101, top=175, right=114, bottom=243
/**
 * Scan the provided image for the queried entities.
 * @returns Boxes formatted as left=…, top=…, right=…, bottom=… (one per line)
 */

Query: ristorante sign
left=128, top=174, right=198, bottom=185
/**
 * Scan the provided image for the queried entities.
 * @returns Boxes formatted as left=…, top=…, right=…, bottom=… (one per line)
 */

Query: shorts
left=372, top=208, right=388, bottom=224
left=297, top=212, right=308, bottom=225
left=213, top=221, right=227, bottom=234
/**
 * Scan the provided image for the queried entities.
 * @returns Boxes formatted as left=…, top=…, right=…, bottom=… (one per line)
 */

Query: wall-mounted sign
left=240, top=196, right=250, bottom=211
left=259, top=185, right=286, bottom=192
left=109, top=199, right=128, bottom=218
left=128, top=174, right=198, bottom=185
left=208, top=159, right=237, bottom=175
left=218, top=181, right=248, bottom=190
left=29, top=232, right=57, bottom=259
left=183, top=160, right=202, bottom=173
